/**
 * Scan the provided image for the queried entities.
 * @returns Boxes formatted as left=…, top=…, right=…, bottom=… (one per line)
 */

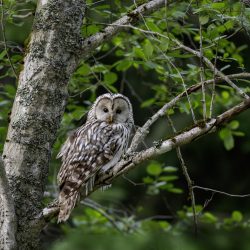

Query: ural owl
left=57, top=93, right=134, bottom=222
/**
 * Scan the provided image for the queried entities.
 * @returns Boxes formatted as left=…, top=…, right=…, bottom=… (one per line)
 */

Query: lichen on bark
left=2, top=0, right=86, bottom=248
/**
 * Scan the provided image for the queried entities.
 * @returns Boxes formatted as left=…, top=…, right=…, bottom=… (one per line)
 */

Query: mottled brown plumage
left=57, top=93, right=134, bottom=222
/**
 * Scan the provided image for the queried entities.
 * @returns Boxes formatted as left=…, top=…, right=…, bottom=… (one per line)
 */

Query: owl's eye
left=103, top=107, right=108, bottom=113
left=116, top=109, right=122, bottom=114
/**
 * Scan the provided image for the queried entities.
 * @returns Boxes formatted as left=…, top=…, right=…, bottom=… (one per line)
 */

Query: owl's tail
left=57, top=188, right=79, bottom=223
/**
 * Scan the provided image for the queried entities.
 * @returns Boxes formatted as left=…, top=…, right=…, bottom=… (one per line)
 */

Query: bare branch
left=173, top=39, right=249, bottom=99
left=0, top=156, right=17, bottom=249
left=128, top=72, right=250, bottom=153
left=81, top=0, right=166, bottom=59
left=198, top=20, right=206, bottom=120
left=40, top=98, right=250, bottom=224
left=98, top=98, right=250, bottom=186
left=167, top=115, right=198, bottom=234
left=209, top=43, right=218, bottom=118
left=98, top=23, right=249, bottom=99
left=80, top=200, right=122, bottom=233
left=193, top=185, right=250, bottom=198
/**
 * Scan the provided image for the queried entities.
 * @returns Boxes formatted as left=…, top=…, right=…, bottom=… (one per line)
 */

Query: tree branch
left=80, top=0, right=166, bottom=59
left=0, top=156, right=17, bottom=250
left=97, top=98, right=250, bottom=186
left=97, top=23, right=249, bottom=99
left=128, top=72, right=250, bottom=153
left=40, top=98, right=250, bottom=224
left=193, top=185, right=250, bottom=198
left=173, top=39, right=249, bottom=99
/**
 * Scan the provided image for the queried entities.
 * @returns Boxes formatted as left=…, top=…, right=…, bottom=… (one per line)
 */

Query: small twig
left=81, top=0, right=166, bottom=60
left=198, top=19, right=206, bottom=120
left=128, top=72, right=250, bottom=153
left=203, top=193, right=215, bottom=211
left=166, top=115, right=198, bottom=235
left=81, top=200, right=123, bottom=233
left=0, top=0, right=18, bottom=79
left=173, top=39, right=249, bottom=99
left=122, top=174, right=145, bottom=186
left=209, top=43, right=218, bottom=118
left=99, top=23, right=249, bottom=99
left=40, top=98, right=250, bottom=225
left=156, top=45, right=197, bottom=124
left=193, top=185, right=250, bottom=198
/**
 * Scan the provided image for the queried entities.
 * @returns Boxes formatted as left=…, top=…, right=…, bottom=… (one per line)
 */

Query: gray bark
left=2, top=0, right=85, bottom=248
left=0, top=156, right=17, bottom=250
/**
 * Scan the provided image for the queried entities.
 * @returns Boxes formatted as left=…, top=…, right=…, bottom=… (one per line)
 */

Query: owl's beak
left=108, top=115, right=113, bottom=124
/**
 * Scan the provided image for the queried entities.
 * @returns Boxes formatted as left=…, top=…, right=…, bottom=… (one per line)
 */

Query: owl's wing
left=57, top=122, right=91, bottom=187
left=57, top=122, right=120, bottom=191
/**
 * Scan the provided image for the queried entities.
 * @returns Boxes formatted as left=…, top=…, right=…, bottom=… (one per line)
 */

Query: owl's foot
left=100, top=184, right=112, bottom=191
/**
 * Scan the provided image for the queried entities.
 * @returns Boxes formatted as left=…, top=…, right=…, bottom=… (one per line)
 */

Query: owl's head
left=88, top=93, right=134, bottom=125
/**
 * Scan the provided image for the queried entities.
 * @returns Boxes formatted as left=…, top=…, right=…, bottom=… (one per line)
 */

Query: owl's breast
left=99, top=123, right=131, bottom=173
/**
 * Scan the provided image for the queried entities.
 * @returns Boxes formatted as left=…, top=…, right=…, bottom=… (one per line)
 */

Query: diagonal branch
left=40, top=97, right=250, bottom=225
left=97, top=98, right=250, bottom=187
left=97, top=23, right=249, bottom=99
left=173, top=39, right=249, bottom=99
left=80, top=0, right=166, bottom=60
left=193, top=185, right=250, bottom=198
left=128, top=72, right=250, bottom=153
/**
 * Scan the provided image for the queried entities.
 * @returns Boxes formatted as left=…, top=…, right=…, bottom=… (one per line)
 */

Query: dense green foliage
left=1, top=0, right=250, bottom=249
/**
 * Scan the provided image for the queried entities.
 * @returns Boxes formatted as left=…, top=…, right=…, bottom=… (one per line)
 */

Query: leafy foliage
left=1, top=0, right=250, bottom=248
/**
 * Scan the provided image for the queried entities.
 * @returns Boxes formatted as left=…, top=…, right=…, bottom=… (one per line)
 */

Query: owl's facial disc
left=95, top=97, right=130, bottom=124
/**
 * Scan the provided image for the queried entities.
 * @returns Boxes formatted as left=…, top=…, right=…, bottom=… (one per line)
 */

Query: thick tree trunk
left=2, top=0, right=85, bottom=248
left=0, top=156, right=16, bottom=250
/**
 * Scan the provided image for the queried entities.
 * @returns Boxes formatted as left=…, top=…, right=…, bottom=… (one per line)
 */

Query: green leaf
left=146, top=21, right=161, bottom=33
left=143, top=176, right=154, bottom=184
left=141, top=98, right=155, bottom=108
left=222, top=91, right=229, bottom=99
left=163, top=166, right=177, bottom=172
left=219, top=128, right=234, bottom=150
left=86, top=25, right=100, bottom=35
left=232, top=211, right=243, bottom=222
left=168, top=188, right=183, bottom=194
left=133, top=47, right=146, bottom=60
left=147, top=162, right=162, bottom=176
left=232, top=131, right=245, bottom=137
left=93, top=64, right=107, bottom=73
left=4, top=84, right=16, bottom=97
left=143, top=40, right=154, bottom=58
left=158, top=175, right=178, bottom=181
left=211, top=2, right=225, bottom=9
left=224, top=134, right=234, bottom=151
left=201, top=212, right=218, bottom=224
left=116, top=60, right=132, bottom=71
left=0, top=50, right=7, bottom=60
left=229, top=120, right=239, bottom=130
left=76, top=64, right=91, bottom=76
left=199, top=15, right=209, bottom=25
left=219, top=128, right=231, bottom=140
left=104, top=72, right=118, bottom=85
left=147, top=185, right=160, bottom=195
left=159, top=37, right=169, bottom=51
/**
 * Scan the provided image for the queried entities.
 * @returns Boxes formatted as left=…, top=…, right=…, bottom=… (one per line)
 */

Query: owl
left=57, top=93, right=134, bottom=222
